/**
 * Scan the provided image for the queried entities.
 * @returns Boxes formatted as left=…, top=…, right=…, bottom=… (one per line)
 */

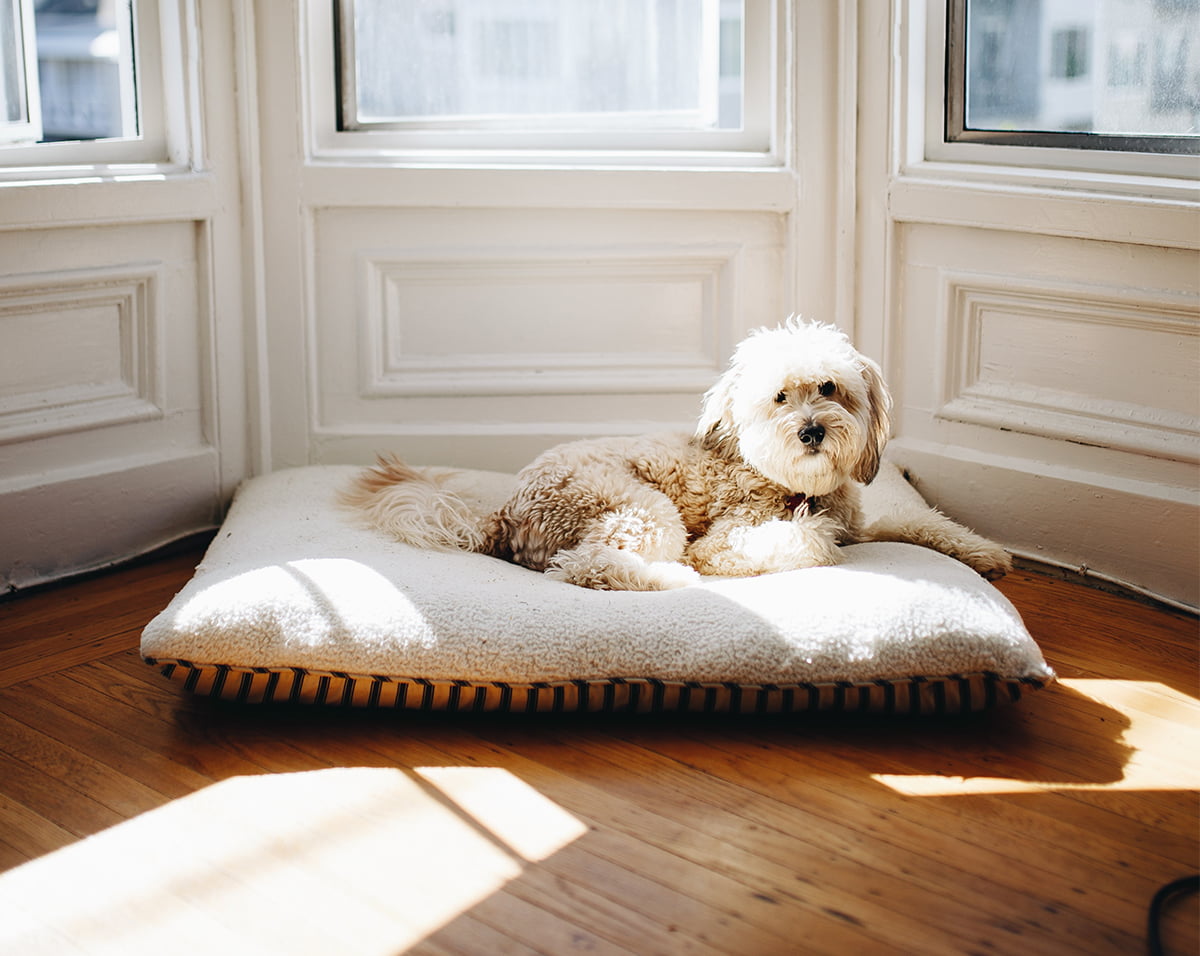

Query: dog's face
left=697, top=320, right=892, bottom=495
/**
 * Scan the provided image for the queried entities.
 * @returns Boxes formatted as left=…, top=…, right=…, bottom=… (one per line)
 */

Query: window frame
left=922, top=0, right=1199, bottom=182
left=308, top=0, right=782, bottom=166
left=944, top=0, right=1199, bottom=157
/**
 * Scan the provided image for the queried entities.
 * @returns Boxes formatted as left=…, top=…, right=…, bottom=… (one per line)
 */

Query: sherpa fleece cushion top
left=140, top=464, right=1055, bottom=715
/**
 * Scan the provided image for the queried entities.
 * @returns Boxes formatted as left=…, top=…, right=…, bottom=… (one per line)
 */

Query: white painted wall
left=2, top=0, right=1196, bottom=611
left=0, top=0, right=249, bottom=591
left=858, top=0, right=1199, bottom=608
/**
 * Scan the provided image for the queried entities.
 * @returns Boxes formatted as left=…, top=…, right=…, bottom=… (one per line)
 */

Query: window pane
left=964, top=0, right=1199, bottom=139
left=344, top=0, right=743, bottom=132
left=30, top=0, right=137, bottom=142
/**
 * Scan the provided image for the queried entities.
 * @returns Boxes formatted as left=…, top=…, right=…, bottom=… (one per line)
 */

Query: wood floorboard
left=457, top=720, right=1133, bottom=955
left=800, top=712, right=1200, bottom=846
left=608, top=725, right=1143, bottom=917
left=625, top=721, right=1175, bottom=939
left=420, top=914, right=546, bottom=956
left=0, top=543, right=1196, bottom=955
left=352, top=720, right=1066, bottom=954
left=0, top=683, right=215, bottom=799
left=0, top=837, right=35, bottom=873
left=315, top=719, right=893, bottom=954
left=286, top=711, right=816, bottom=953
left=0, top=792, right=78, bottom=861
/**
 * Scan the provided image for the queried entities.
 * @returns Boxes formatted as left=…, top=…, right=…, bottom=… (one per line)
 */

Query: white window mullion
left=697, top=0, right=721, bottom=130
left=115, top=0, right=139, bottom=139
left=0, top=0, right=42, bottom=147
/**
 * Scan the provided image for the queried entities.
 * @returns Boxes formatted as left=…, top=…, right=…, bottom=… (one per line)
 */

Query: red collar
left=785, top=493, right=818, bottom=515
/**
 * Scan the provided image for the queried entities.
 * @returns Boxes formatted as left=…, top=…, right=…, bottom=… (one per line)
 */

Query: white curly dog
left=344, top=319, right=1012, bottom=590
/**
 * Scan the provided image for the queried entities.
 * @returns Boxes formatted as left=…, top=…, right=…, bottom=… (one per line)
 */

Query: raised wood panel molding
left=359, top=247, right=741, bottom=397
left=0, top=267, right=164, bottom=445
left=308, top=209, right=783, bottom=469
left=937, top=272, right=1200, bottom=464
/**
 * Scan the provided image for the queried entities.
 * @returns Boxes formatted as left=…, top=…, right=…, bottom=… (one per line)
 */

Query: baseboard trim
left=1010, top=552, right=1197, bottom=616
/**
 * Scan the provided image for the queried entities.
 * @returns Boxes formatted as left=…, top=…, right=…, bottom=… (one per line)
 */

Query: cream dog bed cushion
left=141, top=463, right=1055, bottom=715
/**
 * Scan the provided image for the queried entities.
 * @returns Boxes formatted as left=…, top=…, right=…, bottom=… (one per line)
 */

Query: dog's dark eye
left=775, top=391, right=787, bottom=404
left=818, top=381, right=836, bottom=397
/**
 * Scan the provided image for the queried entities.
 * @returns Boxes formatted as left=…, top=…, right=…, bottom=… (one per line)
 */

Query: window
left=31, top=0, right=138, bottom=142
left=0, top=0, right=168, bottom=167
left=327, top=0, right=773, bottom=158
left=946, top=0, right=1199, bottom=154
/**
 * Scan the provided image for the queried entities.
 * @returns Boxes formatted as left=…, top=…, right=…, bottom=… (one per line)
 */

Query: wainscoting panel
left=308, top=207, right=786, bottom=470
left=0, top=266, right=163, bottom=445
left=937, top=271, right=1199, bottom=463
left=886, top=223, right=1200, bottom=607
left=359, top=248, right=735, bottom=397
left=0, top=221, right=220, bottom=591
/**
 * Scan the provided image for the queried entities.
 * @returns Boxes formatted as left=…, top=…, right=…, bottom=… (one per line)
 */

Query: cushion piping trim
left=144, top=657, right=1053, bottom=715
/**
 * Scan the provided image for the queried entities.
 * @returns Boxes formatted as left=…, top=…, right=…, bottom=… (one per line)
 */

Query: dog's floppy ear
left=853, top=355, right=893, bottom=484
left=695, top=363, right=741, bottom=457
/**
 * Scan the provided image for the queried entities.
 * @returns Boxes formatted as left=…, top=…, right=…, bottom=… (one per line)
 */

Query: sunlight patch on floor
left=0, top=766, right=585, bottom=955
left=871, top=679, right=1200, bottom=796
left=416, top=765, right=589, bottom=861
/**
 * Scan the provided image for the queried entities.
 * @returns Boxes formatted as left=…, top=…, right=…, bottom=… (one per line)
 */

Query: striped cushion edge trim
left=144, top=658, right=1048, bottom=715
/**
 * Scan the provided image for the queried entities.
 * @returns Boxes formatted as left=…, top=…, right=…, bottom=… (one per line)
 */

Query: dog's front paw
left=933, top=527, right=1013, bottom=580
left=956, top=544, right=1013, bottom=581
left=546, top=544, right=699, bottom=591
left=646, top=560, right=703, bottom=589
left=687, top=517, right=841, bottom=576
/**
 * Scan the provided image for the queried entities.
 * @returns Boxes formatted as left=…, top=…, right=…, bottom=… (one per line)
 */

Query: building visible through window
left=33, top=0, right=136, bottom=141
left=1050, top=27, right=1088, bottom=81
left=957, top=0, right=1198, bottom=146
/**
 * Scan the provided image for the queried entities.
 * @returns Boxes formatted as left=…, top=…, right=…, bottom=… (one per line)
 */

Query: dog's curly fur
left=343, top=319, right=1012, bottom=590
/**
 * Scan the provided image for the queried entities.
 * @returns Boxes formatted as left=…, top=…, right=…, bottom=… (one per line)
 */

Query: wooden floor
left=0, top=538, right=1196, bottom=955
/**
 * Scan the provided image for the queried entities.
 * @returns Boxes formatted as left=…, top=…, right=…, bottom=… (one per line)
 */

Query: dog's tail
left=340, top=455, right=489, bottom=552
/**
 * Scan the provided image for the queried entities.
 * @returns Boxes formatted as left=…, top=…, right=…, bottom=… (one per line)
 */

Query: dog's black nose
left=798, top=423, right=825, bottom=447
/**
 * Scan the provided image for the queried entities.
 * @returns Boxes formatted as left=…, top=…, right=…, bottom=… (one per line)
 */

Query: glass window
left=946, top=0, right=1199, bottom=153
left=338, top=0, right=744, bottom=136
left=31, top=0, right=138, bottom=143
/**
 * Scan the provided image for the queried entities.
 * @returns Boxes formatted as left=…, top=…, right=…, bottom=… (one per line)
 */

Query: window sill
left=891, top=161, right=1200, bottom=249
left=905, top=153, right=1199, bottom=198
left=0, top=167, right=219, bottom=228
left=298, top=162, right=799, bottom=213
